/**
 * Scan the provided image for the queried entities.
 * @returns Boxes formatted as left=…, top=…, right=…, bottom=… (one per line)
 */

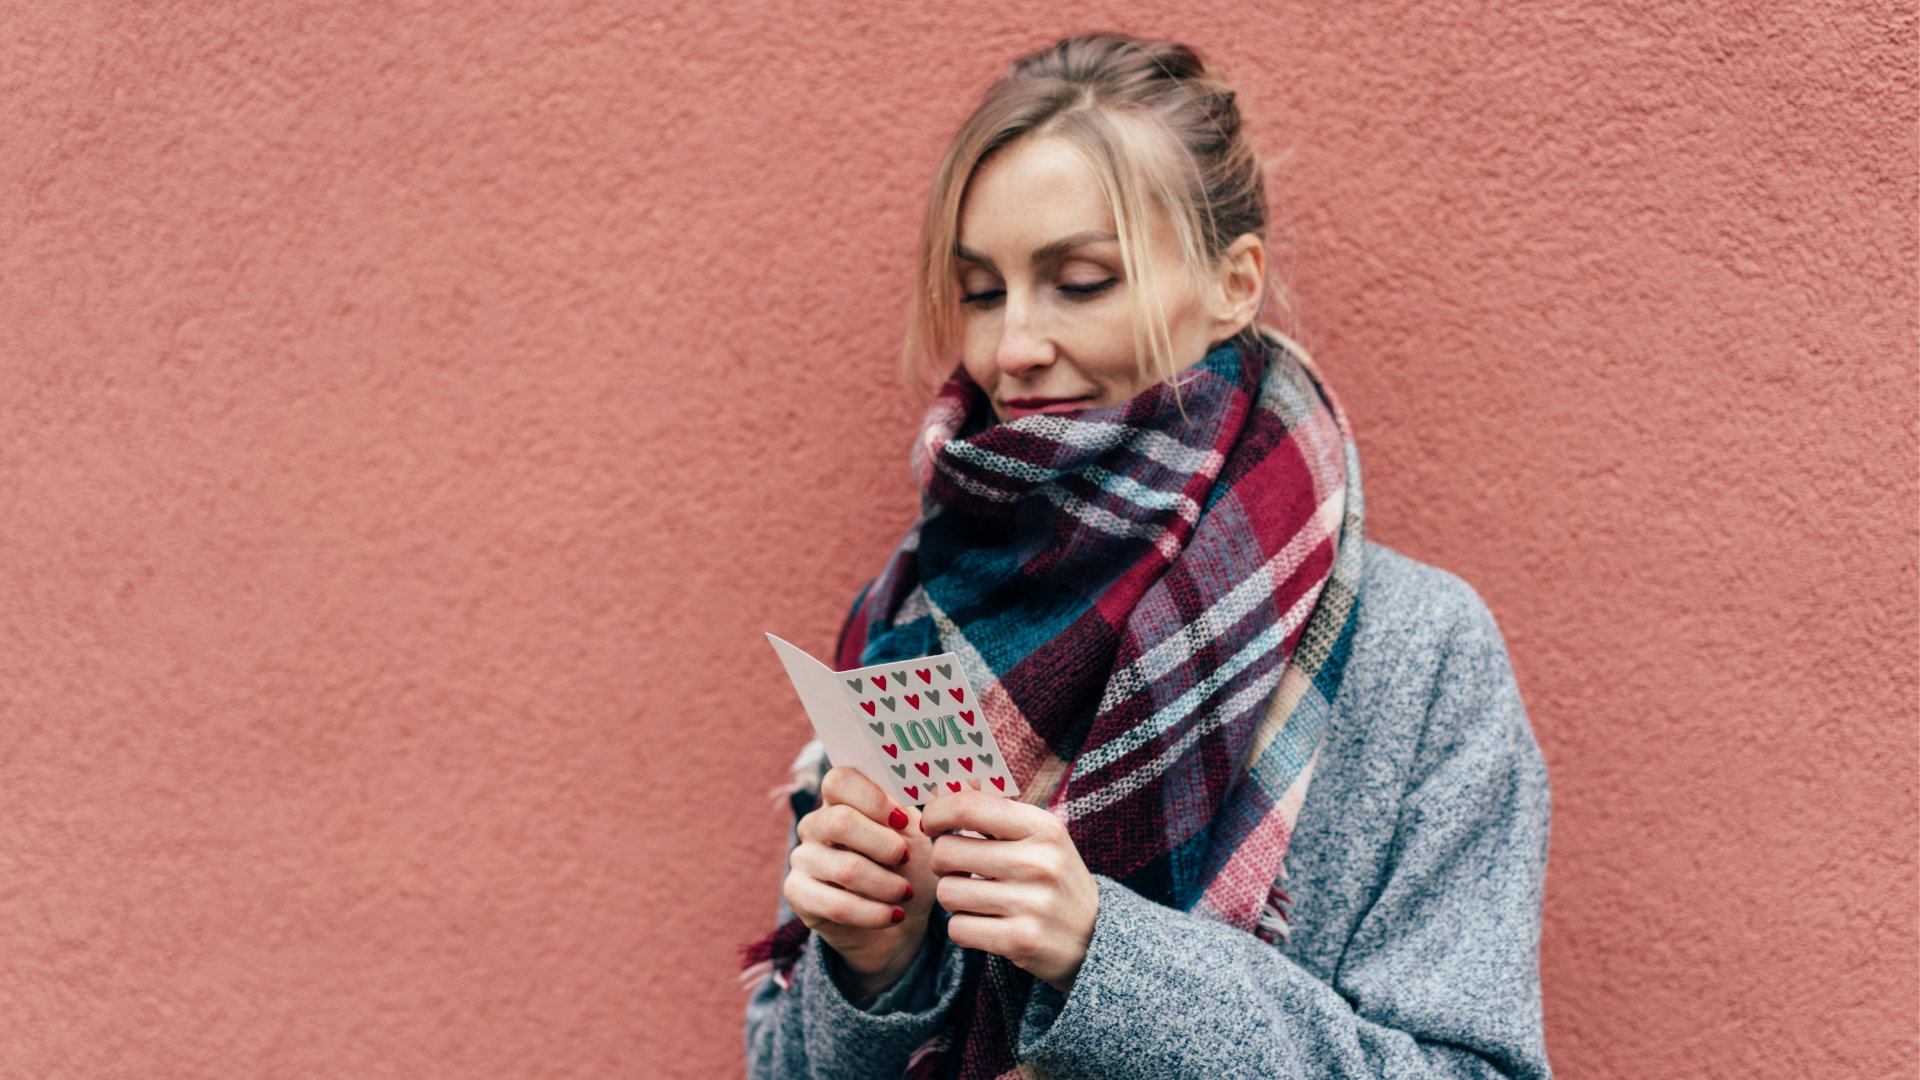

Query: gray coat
left=746, top=540, right=1553, bottom=1078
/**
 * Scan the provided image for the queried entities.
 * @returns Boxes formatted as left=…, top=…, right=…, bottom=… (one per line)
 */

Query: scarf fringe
left=737, top=915, right=811, bottom=991
left=904, top=1032, right=950, bottom=1079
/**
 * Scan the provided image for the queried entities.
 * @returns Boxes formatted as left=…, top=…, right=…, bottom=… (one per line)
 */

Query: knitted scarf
left=743, top=326, right=1366, bottom=1080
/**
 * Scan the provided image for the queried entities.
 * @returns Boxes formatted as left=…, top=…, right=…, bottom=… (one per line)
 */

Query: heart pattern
left=831, top=653, right=1016, bottom=806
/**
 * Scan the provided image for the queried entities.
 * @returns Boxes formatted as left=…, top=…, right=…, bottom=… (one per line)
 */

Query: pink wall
left=4, top=3, right=1913, bottom=1076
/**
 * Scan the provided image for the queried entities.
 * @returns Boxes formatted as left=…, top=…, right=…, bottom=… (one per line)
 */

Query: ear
left=1207, top=233, right=1266, bottom=339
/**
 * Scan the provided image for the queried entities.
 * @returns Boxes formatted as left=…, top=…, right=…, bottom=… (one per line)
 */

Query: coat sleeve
left=1012, top=594, right=1554, bottom=1078
left=744, top=766, right=969, bottom=1079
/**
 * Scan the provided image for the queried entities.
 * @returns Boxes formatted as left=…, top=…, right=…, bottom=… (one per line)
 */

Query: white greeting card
left=765, top=633, right=1019, bottom=807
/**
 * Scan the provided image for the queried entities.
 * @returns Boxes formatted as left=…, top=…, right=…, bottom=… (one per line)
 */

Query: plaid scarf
left=745, top=327, right=1365, bottom=1079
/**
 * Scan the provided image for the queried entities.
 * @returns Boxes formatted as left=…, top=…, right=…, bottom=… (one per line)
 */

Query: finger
left=946, top=912, right=1028, bottom=964
left=821, top=764, right=910, bottom=831
left=934, top=872, right=1031, bottom=917
left=919, top=789, right=1050, bottom=841
left=786, top=872, right=904, bottom=930
left=926, top=833, right=1019, bottom=880
left=792, top=841, right=914, bottom=904
left=797, top=802, right=913, bottom=867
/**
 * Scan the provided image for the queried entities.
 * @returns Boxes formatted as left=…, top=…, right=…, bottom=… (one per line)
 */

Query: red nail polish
left=888, top=808, right=909, bottom=830
left=903, top=884, right=914, bottom=901
left=900, top=849, right=910, bottom=865
left=890, top=907, right=905, bottom=924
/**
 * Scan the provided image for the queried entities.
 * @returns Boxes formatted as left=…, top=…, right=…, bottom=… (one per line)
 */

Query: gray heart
left=968, top=731, right=983, bottom=746
left=845, top=677, right=864, bottom=694
left=980, top=753, right=994, bottom=767
left=880, top=696, right=897, bottom=712
left=892, top=670, right=908, bottom=687
left=936, top=663, right=952, bottom=680
left=892, top=764, right=907, bottom=778
left=926, top=689, right=941, bottom=705
left=935, top=758, right=950, bottom=774
left=868, top=721, right=885, bottom=735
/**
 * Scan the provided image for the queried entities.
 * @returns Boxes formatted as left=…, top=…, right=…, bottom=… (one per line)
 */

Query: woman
left=743, top=31, right=1552, bottom=1079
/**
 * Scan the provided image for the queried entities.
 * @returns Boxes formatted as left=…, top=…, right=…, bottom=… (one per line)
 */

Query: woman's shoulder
left=1345, top=539, right=1513, bottom=686
left=1353, top=540, right=1502, bottom=643
left=1327, top=540, right=1525, bottom=751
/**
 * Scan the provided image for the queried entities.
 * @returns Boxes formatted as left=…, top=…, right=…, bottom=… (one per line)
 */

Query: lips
left=1004, top=396, right=1094, bottom=418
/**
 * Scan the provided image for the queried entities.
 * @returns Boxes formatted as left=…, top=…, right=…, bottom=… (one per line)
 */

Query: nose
left=993, top=296, right=1055, bottom=379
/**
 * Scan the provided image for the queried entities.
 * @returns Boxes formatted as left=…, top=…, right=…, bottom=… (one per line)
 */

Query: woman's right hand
left=783, top=765, right=937, bottom=1002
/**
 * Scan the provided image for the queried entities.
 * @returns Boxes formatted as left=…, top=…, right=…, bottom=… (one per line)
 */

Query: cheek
left=959, top=327, right=995, bottom=377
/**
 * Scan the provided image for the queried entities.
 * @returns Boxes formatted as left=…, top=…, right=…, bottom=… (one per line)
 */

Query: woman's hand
left=782, top=766, right=939, bottom=1003
left=919, top=790, right=1099, bottom=993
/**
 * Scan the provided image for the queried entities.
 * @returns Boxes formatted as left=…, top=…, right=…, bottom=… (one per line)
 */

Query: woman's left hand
left=918, top=789, right=1100, bottom=993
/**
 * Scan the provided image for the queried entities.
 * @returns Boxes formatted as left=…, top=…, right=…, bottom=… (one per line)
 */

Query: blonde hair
left=901, top=31, right=1302, bottom=402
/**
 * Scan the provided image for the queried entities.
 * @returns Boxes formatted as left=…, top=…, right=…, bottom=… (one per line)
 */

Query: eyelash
left=961, top=278, right=1117, bottom=306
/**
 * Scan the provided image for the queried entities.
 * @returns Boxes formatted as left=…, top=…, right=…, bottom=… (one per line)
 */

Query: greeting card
left=765, top=633, right=1018, bottom=807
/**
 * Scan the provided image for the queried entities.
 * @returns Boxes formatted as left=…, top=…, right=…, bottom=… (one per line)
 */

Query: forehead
left=957, top=136, right=1115, bottom=249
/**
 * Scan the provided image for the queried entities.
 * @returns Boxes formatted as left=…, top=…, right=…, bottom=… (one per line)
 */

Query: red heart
left=947, top=782, right=962, bottom=793
left=860, top=701, right=876, bottom=716
left=950, top=688, right=965, bottom=704
left=916, top=668, right=932, bottom=684
left=904, top=785, right=918, bottom=800
left=959, top=710, right=975, bottom=725
left=872, top=675, right=887, bottom=691
left=903, top=693, right=920, bottom=709
left=958, top=757, right=972, bottom=772
left=883, top=744, right=898, bottom=759
left=915, top=762, right=930, bottom=777
left=990, top=776, right=1005, bottom=791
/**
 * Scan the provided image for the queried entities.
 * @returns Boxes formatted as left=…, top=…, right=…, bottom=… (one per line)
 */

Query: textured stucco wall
left=4, top=3, right=1914, bottom=1077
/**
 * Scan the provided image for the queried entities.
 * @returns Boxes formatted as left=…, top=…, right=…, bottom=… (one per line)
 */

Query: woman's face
left=953, top=134, right=1258, bottom=423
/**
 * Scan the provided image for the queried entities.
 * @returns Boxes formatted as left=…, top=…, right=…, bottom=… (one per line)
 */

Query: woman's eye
left=961, top=279, right=1116, bottom=307
left=1061, top=278, right=1117, bottom=297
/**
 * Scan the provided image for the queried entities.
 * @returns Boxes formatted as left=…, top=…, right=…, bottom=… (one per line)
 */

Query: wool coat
left=746, top=539, right=1554, bottom=1078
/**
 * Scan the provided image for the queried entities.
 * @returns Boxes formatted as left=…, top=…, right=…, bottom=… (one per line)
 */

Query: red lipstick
left=1004, top=396, right=1094, bottom=418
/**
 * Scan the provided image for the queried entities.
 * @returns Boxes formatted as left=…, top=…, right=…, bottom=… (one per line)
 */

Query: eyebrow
left=952, top=230, right=1119, bottom=272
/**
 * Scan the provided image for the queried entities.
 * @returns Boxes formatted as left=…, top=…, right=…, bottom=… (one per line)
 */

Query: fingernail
left=900, top=849, right=910, bottom=865
left=888, top=807, right=909, bottom=830
left=890, top=907, right=905, bottom=924
left=903, top=884, right=913, bottom=901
